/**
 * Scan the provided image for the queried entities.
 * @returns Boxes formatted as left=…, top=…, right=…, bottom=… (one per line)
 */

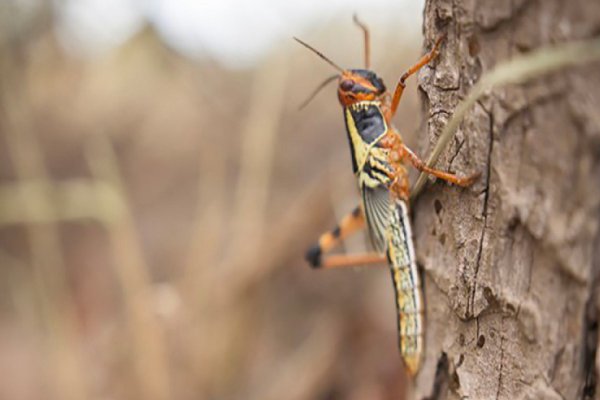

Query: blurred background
left=0, top=1, right=428, bottom=399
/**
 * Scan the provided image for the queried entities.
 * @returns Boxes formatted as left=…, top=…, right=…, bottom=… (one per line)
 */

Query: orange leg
left=388, top=35, right=445, bottom=121
left=317, top=253, right=387, bottom=269
left=401, top=143, right=480, bottom=187
left=306, top=206, right=386, bottom=268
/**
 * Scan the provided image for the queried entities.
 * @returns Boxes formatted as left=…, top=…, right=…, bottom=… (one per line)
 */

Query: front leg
left=386, top=34, right=445, bottom=122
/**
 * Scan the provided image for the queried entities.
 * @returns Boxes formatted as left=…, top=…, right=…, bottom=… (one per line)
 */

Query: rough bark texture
left=412, top=1, right=600, bottom=399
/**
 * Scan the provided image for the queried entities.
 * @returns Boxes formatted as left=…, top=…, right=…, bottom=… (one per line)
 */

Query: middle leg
left=401, top=143, right=480, bottom=187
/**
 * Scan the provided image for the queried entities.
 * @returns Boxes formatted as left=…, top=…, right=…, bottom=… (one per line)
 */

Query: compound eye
left=340, top=79, right=354, bottom=91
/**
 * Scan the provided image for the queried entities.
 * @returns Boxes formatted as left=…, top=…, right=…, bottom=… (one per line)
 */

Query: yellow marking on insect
left=344, top=101, right=389, bottom=173
left=358, top=171, right=382, bottom=189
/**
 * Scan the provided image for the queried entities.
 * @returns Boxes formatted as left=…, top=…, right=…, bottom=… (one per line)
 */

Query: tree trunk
left=412, top=1, right=600, bottom=398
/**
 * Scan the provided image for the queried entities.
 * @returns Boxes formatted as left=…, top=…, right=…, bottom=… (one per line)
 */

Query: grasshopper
left=297, top=16, right=479, bottom=376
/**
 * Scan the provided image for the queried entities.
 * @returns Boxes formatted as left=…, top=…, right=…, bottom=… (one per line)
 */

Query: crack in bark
left=432, top=80, right=461, bottom=92
left=448, top=137, right=466, bottom=168
left=468, top=106, right=494, bottom=318
left=550, top=346, right=565, bottom=384
left=525, top=239, right=534, bottom=294
left=429, top=109, right=451, bottom=122
left=495, top=319, right=506, bottom=400
left=581, top=257, right=599, bottom=399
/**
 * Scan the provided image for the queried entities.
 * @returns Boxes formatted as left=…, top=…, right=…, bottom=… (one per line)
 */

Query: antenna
left=298, top=74, right=338, bottom=109
left=293, top=37, right=344, bottom=73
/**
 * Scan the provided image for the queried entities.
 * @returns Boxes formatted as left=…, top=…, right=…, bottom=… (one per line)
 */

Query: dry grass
left=0, top=16, right=425, bottom=400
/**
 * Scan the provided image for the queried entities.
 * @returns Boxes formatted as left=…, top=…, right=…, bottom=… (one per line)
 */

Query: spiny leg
left=401, top=143, right=480, bottom=187
left=388, top=34, right=445, bottom=121
left=353, top=14, right=370, bottom=69
left=306, top=206, right=386, bottom=268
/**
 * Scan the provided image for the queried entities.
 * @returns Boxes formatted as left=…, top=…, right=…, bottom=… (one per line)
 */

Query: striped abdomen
left=387, top=199, right=423, bottom=376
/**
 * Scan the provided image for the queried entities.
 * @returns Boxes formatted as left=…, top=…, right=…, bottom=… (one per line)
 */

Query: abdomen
left=387, top=199, right=423, bottom=376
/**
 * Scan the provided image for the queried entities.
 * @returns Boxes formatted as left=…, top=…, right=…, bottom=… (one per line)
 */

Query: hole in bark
left=482, top=286, right=496, bottom=305
left=439, top=233, right=446, bottom=245
left=434, top=199, right=443, bottom=215
left=477, top=335, right=485, bottom=348
left=506, top=302, right=517, bottom=314
left=456, top=353, right=465, bottom=368
left=507, top=215, right=520, bottom=231
left=468, top=35, right=480, bottom=57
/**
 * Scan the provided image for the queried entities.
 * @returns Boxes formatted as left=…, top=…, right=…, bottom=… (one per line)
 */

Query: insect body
left=297, top=18, right=479, bottom=376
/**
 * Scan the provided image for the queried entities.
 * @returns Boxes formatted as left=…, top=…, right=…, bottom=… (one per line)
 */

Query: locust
left=296, top=17, right=479, bottom=376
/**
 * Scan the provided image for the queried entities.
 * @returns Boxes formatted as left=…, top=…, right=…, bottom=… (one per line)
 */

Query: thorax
left=343, top=101, right=394, bottom=187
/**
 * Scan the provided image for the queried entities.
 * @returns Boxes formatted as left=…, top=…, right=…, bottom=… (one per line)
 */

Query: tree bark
left=413, top=1, right=600, bottom=399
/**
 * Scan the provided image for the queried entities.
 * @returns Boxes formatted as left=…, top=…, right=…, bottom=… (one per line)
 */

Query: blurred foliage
left=0, top=4, right=425, bottom=400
